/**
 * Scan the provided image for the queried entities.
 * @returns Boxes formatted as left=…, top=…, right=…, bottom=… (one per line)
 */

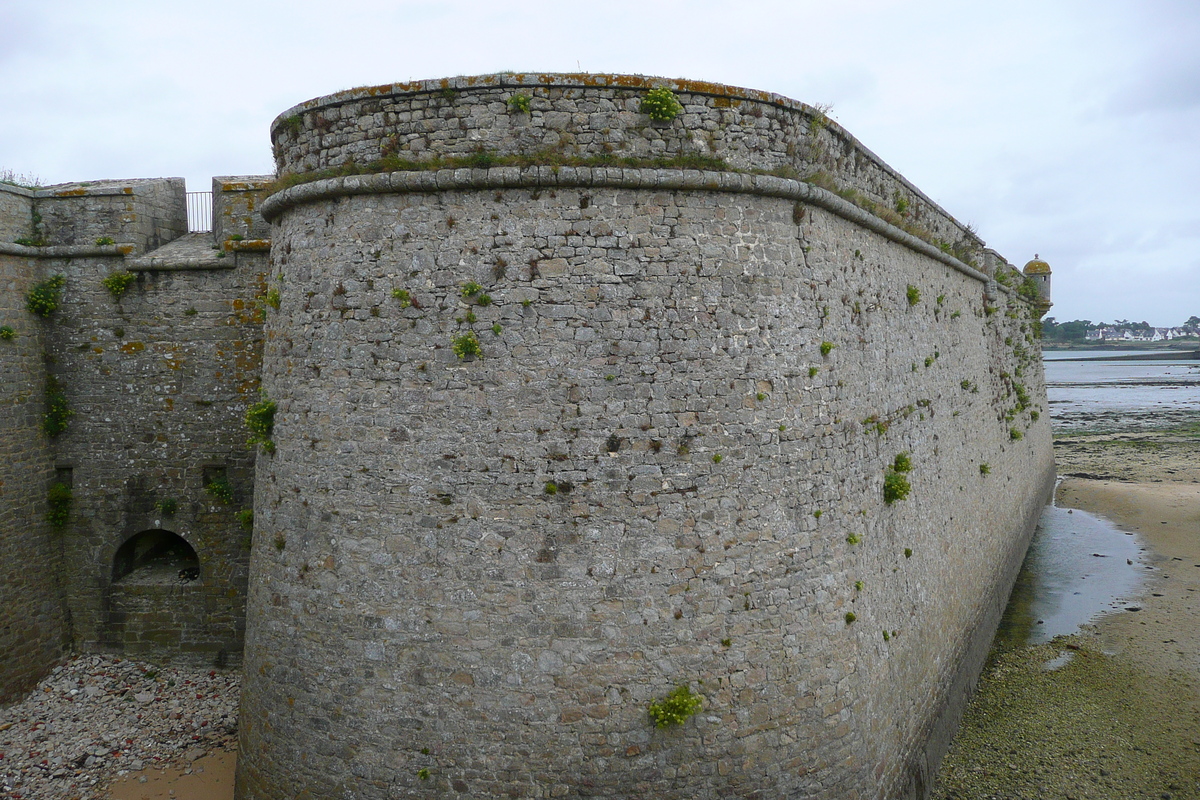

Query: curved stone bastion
left=235, top=74, right=1055, bottom=799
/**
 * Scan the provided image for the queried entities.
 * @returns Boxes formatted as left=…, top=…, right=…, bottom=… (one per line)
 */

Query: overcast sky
left=2, top=0, right=1196, bottom=326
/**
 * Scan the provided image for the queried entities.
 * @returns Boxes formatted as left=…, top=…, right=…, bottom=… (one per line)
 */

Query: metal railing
left=186, top=191, right=212, bottom=233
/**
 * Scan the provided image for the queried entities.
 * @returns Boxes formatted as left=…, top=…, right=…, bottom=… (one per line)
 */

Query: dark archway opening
left=112, top=529, right=200, bottom=585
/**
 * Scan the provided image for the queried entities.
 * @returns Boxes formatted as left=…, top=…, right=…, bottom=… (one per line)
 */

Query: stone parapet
left=268, top=73, right=981, bottom=256
left=0, top=182, right=35, bottom=244
left=213, top=176, right=273, bottom=245
left=34, top=178, right=187, bottom=255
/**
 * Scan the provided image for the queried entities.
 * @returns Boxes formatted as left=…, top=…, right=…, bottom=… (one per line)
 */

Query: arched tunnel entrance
left=104, top=530, right=207, bottom=659
left=112, top=529, right=200, bottom=584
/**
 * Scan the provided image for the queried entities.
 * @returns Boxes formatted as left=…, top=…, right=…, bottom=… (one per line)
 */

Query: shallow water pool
left=995, top=492, right=1146, bottom=648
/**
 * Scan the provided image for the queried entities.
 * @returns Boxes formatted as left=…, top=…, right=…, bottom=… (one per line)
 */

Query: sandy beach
left=934, top=426, right=1200, bottom=799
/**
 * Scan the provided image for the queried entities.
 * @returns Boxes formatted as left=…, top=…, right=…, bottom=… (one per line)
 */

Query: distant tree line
left=1041, top=316, right=1200, bottom=342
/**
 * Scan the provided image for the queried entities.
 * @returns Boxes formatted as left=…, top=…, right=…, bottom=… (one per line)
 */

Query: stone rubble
left=0, top=654, right=239, bottom=800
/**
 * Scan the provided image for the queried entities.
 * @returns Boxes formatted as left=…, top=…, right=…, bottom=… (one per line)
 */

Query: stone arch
left=112, top=529, right=200, bottom=585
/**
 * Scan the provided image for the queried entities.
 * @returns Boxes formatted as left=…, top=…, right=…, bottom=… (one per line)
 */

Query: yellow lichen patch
left=92, top=347, right=104, bottom=354
left=676, top=78, right=772, bottom=102
left=230, top=239, right=271, bottom=252
left=164, top=397, right=174, bottom=411
left=163, top=356, right=184, bottom=371
left=120, top=341, right=146, bottom=354
left=605, top=74, right=647, bottom=88
left=122, top=187, right=133, bottom=194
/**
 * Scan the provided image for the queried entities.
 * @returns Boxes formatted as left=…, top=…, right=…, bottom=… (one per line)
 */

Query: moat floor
left=0, top=655, right=238, bottom=800
left=933, top=429, right=1200, bottom=799
left=104, top=749, right=233, bottom=800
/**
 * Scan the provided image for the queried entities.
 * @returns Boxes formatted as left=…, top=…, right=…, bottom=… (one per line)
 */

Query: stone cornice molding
left=261, top=166, right=990, bottom=285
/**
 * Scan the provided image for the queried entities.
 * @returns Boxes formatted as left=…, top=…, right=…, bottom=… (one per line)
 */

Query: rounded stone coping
left=0, top=242, right=133, bottom=258
left=271, top=72, right=820, bottom=137
left=260, top=166, right=990, bottom=285
left=0, top=241, right=244, bottom=271
left=126, top=255, right=236, bottom=272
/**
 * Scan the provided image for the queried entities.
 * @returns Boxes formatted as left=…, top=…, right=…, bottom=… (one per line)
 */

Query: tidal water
left=1043, top=349, right=1200, bottom=432
left=993, top=349, right=1200, bottom=647
left=995, top=488, right=1147, bottom=648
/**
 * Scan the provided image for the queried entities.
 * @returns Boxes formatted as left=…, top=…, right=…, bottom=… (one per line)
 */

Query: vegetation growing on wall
left=881, top=450, right=914, bottom=504
left=46, top=482, right=71, bottom=528
left=101, top=270, right=137, bottom=301
left=0, top=168, right=42, bottom=188
left=648, top=685, right=702, bottom=728
left=205, top=477, right=234, bottom=504
left=1017, top=275, right=1042, bottom=304
left=803, top=172, right=979, bottom=264
left=452, top=331, right=481, bottom=359
left=0, top=325, right=15, bottom=341
left=640, top=87, right=683, bottom=122
left=43, top=375, right=72, bottom=437
left=26, top=274, right=66, bottom=317
left=507, top=93, right=531, bottom=114
left=391, top=288, right=414, bottom=308
left=246, top=394, right=277, bottom=453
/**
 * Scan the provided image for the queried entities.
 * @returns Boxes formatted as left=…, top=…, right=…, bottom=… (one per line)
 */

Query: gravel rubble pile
left=0, top=655, right=239, bottom=800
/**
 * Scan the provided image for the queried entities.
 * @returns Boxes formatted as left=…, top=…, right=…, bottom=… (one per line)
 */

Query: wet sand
left=104, top=747, right=235, bottom=800
left=934, top=428, right=1200, bottom=798
left=1053, top=425, right=1200, bottom=483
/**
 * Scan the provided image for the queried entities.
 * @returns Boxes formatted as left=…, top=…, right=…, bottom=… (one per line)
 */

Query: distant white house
left=1084, top=325, right=1192, bottom=342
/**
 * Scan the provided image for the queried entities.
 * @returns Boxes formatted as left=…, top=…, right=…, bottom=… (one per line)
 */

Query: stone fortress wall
left=0, top=177, right=272, bottom=700
left=0, top=183, right=66, bottom=702
left=234, top=74, right=1055, bottom=799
